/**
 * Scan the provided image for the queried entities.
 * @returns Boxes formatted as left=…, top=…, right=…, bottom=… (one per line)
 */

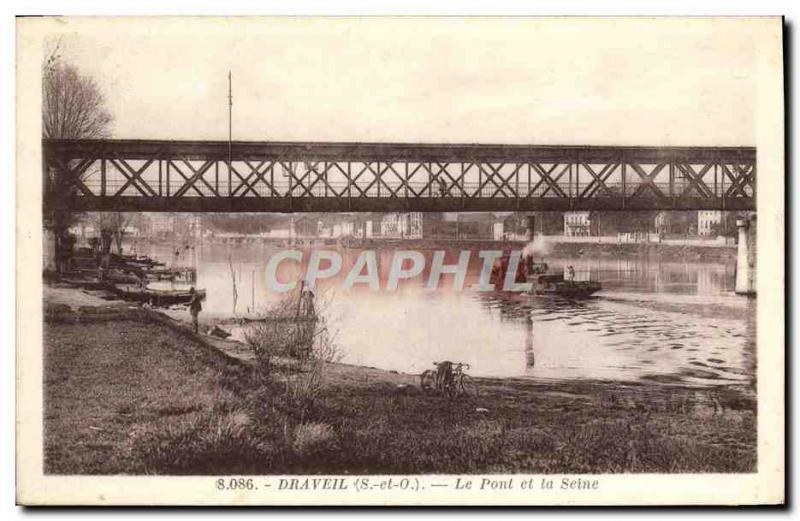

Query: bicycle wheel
left=420, top=369, right=436, bottom=391
left=458, top=374, right=479, bottom=397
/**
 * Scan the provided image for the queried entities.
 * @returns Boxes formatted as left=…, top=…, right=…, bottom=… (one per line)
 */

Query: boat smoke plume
left=522, top=234, right=552, bottom=258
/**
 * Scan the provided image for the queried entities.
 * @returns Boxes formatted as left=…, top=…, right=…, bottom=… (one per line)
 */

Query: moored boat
left=142, top=266, right=197, bottom=282
left=110, top=284, right=206, bottom=307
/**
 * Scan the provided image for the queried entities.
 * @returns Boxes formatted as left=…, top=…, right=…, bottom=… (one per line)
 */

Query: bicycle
left=419, top=361, right=479, bottom=398
left=450, top=362, right=479, bottom=398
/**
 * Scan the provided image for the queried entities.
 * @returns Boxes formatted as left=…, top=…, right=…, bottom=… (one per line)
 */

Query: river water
left=131, top=240, right=755, bottom=387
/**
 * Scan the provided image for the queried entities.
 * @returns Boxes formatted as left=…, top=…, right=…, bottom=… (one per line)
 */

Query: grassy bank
left=44, top=297, right=756, bottom=475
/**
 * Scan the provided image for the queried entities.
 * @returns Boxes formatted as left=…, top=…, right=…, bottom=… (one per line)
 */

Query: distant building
left=502, top=214, right=529, bottom=241
left=380, top=213, right=423, bottom=239
left=698, top=211, right=723, bottom=237
left=654, top=211, right=698, bottom=236
left=563, top=211, right=594, bottom=237
left=358, top=214, right=383, bottom=239
left=500, top=213, right=563, bottom=241
left=654, top=212, right=670, bottom=236
left=332, top=220, right=356, bottom=238
left=122, top=225, right=140, bottom=238
left=380, top=213, right=401, bottom=238
left=315, top=215, right=361, bottom=238
left=696, top=210, right=742, bottom=238
left=407, top=213, right=423, bottom=239
left=493, top=218, right=506, bottom=241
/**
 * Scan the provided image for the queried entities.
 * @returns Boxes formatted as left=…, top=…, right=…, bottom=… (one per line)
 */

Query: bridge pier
left=735, top=214, right=757, bottom=295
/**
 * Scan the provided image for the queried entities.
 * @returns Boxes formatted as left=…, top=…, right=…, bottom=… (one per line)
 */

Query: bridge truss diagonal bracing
left=43, top=139, right=756, bottom=213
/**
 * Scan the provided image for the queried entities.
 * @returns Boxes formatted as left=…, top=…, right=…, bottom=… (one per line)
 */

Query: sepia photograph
left=15, top=15, right=784, bottom=505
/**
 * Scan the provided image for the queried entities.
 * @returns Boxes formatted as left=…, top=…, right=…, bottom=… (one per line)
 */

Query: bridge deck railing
left=78, top=178, right=738, bottom=199
left=42, top=139, right=756, bottom=212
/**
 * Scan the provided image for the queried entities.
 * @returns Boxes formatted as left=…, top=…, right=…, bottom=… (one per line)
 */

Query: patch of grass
left=44, top=305, right=757, bottom=475
left=129, top=409, right=285, bottom=475
left=292, top=422, right=337, bottom=458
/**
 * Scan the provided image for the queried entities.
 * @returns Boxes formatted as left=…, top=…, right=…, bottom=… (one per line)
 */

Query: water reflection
left=524, top=315, right=535, bottom=369
left=543, top=256, right=737, bottom=295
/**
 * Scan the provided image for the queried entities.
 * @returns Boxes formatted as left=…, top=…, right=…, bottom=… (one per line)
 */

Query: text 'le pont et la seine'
left=215, top=476, right=601, bottom=493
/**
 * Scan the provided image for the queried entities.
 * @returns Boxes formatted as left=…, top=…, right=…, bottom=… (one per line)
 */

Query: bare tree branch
left=43, top=58, right=112, bottom=139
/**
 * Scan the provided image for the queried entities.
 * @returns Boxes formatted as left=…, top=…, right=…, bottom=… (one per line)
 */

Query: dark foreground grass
left=44, top=307, right=756, bottom=475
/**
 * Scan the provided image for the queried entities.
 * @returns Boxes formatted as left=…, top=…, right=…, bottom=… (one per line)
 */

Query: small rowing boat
left=110, top=284, right=206, bottom=307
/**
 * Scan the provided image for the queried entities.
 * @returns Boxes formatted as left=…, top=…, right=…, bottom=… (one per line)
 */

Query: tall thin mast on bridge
left=228, top=71, right=232, bottom=196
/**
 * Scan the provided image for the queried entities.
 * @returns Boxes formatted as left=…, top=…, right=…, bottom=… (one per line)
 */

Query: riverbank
left=353, top=239, right=737, bottom=262
left=548, top=241, right=737, bottom=262
left=43, top=285, right=756, bottom=475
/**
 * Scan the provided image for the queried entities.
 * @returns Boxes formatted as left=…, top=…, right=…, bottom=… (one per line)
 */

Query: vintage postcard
left=16, top=16, right=784, bottom=505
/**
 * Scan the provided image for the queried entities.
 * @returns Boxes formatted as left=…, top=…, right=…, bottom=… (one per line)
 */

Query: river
left=130, top=239, right=756, bottom=387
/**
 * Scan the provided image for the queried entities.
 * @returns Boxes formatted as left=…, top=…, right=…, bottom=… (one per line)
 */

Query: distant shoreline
left=133, top=235, right=737, bottom=263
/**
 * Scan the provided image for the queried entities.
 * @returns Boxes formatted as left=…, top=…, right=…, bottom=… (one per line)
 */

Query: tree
left=42, top=41, right=112, bottom=274
left=42, top=42, right=112, bottom=140
left=90, top=213, right=130, bottom=256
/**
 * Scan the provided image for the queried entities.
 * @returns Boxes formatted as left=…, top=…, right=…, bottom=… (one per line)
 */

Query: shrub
left=292, top=422, right=336, bottom=458
left=244, top=287, right=341, bottom=413
left=283, top=322, right=341, bottom=419
left=243, top=321, right=292, bottom=377
left=243, top=287, right=339, bottom=376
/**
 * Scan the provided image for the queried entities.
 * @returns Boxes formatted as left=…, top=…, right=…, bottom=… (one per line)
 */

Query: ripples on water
left=474, top=292, right=755, bottom=386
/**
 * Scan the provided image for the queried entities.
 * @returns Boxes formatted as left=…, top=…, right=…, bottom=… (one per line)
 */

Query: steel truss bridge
left=43, top=139, right=756, bottom=213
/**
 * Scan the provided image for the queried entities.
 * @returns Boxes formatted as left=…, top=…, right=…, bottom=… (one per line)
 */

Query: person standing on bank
left=188, top=287, right=203, bottom=334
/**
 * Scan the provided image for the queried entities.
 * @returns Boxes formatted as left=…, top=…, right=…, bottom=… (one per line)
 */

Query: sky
left=49, top=17, right=761, bottom=146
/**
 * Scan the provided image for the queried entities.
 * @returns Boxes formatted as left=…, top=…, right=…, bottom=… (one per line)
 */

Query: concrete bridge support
left=735, top=214, right=757, bottom=295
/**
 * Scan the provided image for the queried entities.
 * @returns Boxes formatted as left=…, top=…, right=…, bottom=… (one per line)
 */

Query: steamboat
left=490, top=253, right=602, bottom=298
